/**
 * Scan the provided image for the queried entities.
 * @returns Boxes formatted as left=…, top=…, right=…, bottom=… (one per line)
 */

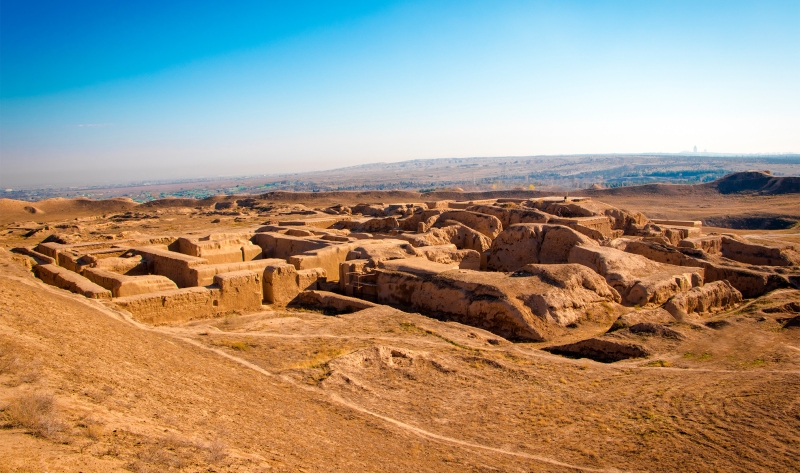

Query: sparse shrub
left=285, top=306, right=328, bottom=315
left=133, top=436, right=190, bottom=470
left=227, top=341, right=250, bottom=351
left=77, top=416, right=104, bottom=440
left=0, top=342, right=43, bottom=387
left=1, top=391, right=64, bottom=439
left=125, top=433, right=220, bottom=471
left=104, top=442, right=120, bottom=457
left=0, top=345, right=16, bottom=374
left=644, top=360, right=673, bottom=367
left=683, top=352, right=712, bottom=360
left=206, top=440, right=227, bottom=463
left=294, top=347, right=351, bottom=370
left=85, top=422, right=104, bottom=440
left=214, top=339, right=252, bottom=351
left=18, top=365, right=41, bottom=384
left=399, top=321, right=420, bottom=332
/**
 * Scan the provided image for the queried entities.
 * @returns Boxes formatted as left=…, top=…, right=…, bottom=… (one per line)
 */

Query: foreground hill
left=2, top=246, right=799, bottom=472
left=0, top=250, right=536, bottom=472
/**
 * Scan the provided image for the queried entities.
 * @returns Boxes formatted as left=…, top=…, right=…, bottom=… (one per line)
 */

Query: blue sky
left=1, top=0, right=798, bottom=188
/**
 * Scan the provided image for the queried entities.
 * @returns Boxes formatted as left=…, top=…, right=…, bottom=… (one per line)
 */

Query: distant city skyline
left=1, top=0, right=798, bottom=188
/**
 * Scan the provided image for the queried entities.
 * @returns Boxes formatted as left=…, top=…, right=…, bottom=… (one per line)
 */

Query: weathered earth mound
left=708, top=171, right=800, bottom=195
left=434, top=210, right=503, bottom=239
left=1, top=197, right=139, bottom=224
left=703, top=214, right=799, bottom=230
left=375, top=263, right=623, bottom=341
left=544, top=338, right=650, bottom=362
left=400, top=221, right=492, bottom=252
left=608, top=308, right=676, bottom=331
left=488, top=224, right=596, bottom=271
left=568, top=245, right=702, bottom=306
left=663, top=280, right=743, bottom=319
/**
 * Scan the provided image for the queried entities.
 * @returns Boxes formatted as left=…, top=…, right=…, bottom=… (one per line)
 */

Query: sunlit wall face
left=1, top=0, right=798, bottom=188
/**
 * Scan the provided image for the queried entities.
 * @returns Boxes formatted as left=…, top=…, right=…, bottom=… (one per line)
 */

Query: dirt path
left=174, top=334, right=621, bottom=473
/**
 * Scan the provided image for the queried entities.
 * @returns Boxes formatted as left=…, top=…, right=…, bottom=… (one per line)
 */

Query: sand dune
left=0, top=197, right=139, bottom=225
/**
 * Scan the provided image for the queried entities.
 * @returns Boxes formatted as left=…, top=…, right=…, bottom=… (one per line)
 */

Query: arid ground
left=1, top=173, right=798, bottom=472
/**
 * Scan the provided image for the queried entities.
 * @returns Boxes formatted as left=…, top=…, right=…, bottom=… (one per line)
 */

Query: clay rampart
left=263, top=262, right=326, bottom=305
left=172, top=235, right=262, bottom=264
left=289, top=241, right=387, bottom=282
left=187, top=258, right=287, bottom=286
left=33, top=264, right=111, bottom=299
left=721, top=236, right=798, bottom=266
left=133, top=246, right=209, bottom=288
left=82, top=267, right=178, bottom=297
left=113, top=270, right=263, bottom=324
left=374, top=264, right=621, bottom=341
left=251, top=232, right=333, bottom=259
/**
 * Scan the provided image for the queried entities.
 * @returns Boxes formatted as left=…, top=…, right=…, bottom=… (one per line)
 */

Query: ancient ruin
left=3, top=171, right=800, bottom=472
left=14, top=193, right=799, bottom=354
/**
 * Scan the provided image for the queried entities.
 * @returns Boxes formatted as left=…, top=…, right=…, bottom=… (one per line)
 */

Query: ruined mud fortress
left=16, top=195, right=800, bottom=360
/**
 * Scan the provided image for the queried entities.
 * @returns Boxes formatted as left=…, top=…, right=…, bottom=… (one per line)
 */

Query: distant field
left=5, top=154, right=799, bottom=202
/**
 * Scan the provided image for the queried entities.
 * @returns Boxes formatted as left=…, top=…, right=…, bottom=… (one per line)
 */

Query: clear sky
left=1, top=0, right=798, bottom=188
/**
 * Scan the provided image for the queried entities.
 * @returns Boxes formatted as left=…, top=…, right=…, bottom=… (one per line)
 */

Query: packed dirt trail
left=89, top=297, right=607, bottom=472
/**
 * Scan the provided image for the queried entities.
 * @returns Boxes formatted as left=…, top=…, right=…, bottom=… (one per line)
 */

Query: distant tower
left=693, top=146, right=697, bottom=152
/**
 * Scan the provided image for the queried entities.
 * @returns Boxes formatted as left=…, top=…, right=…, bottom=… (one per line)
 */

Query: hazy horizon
left=2, top=0, right=799, bottom=189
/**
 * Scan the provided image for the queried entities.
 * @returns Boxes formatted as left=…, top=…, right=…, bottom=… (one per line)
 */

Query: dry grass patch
left=214, top=313, right=249, bottom=331
left=126, top=433, right=230, bottom=472
left=205, top=439, right=228, bottom=463
left=293, top=346, right=353, bottom=370
left=399, top=321, right=476, bottom=350
left=212, top=338, right=254, bottom=351
left=643, top=360, right=674, bottom=367
left=77, top=415, right=104, bottom=440
left=0, top=340, right=42, bottom=387
left=289, top=344, right=360, bottom=385
left=1, top=391, right=65, bottom=440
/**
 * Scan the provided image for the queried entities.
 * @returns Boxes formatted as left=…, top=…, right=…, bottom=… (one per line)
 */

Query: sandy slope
left=1, top=246, right=799, bottom=472
left=0, top=251, right=542, bottom=472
